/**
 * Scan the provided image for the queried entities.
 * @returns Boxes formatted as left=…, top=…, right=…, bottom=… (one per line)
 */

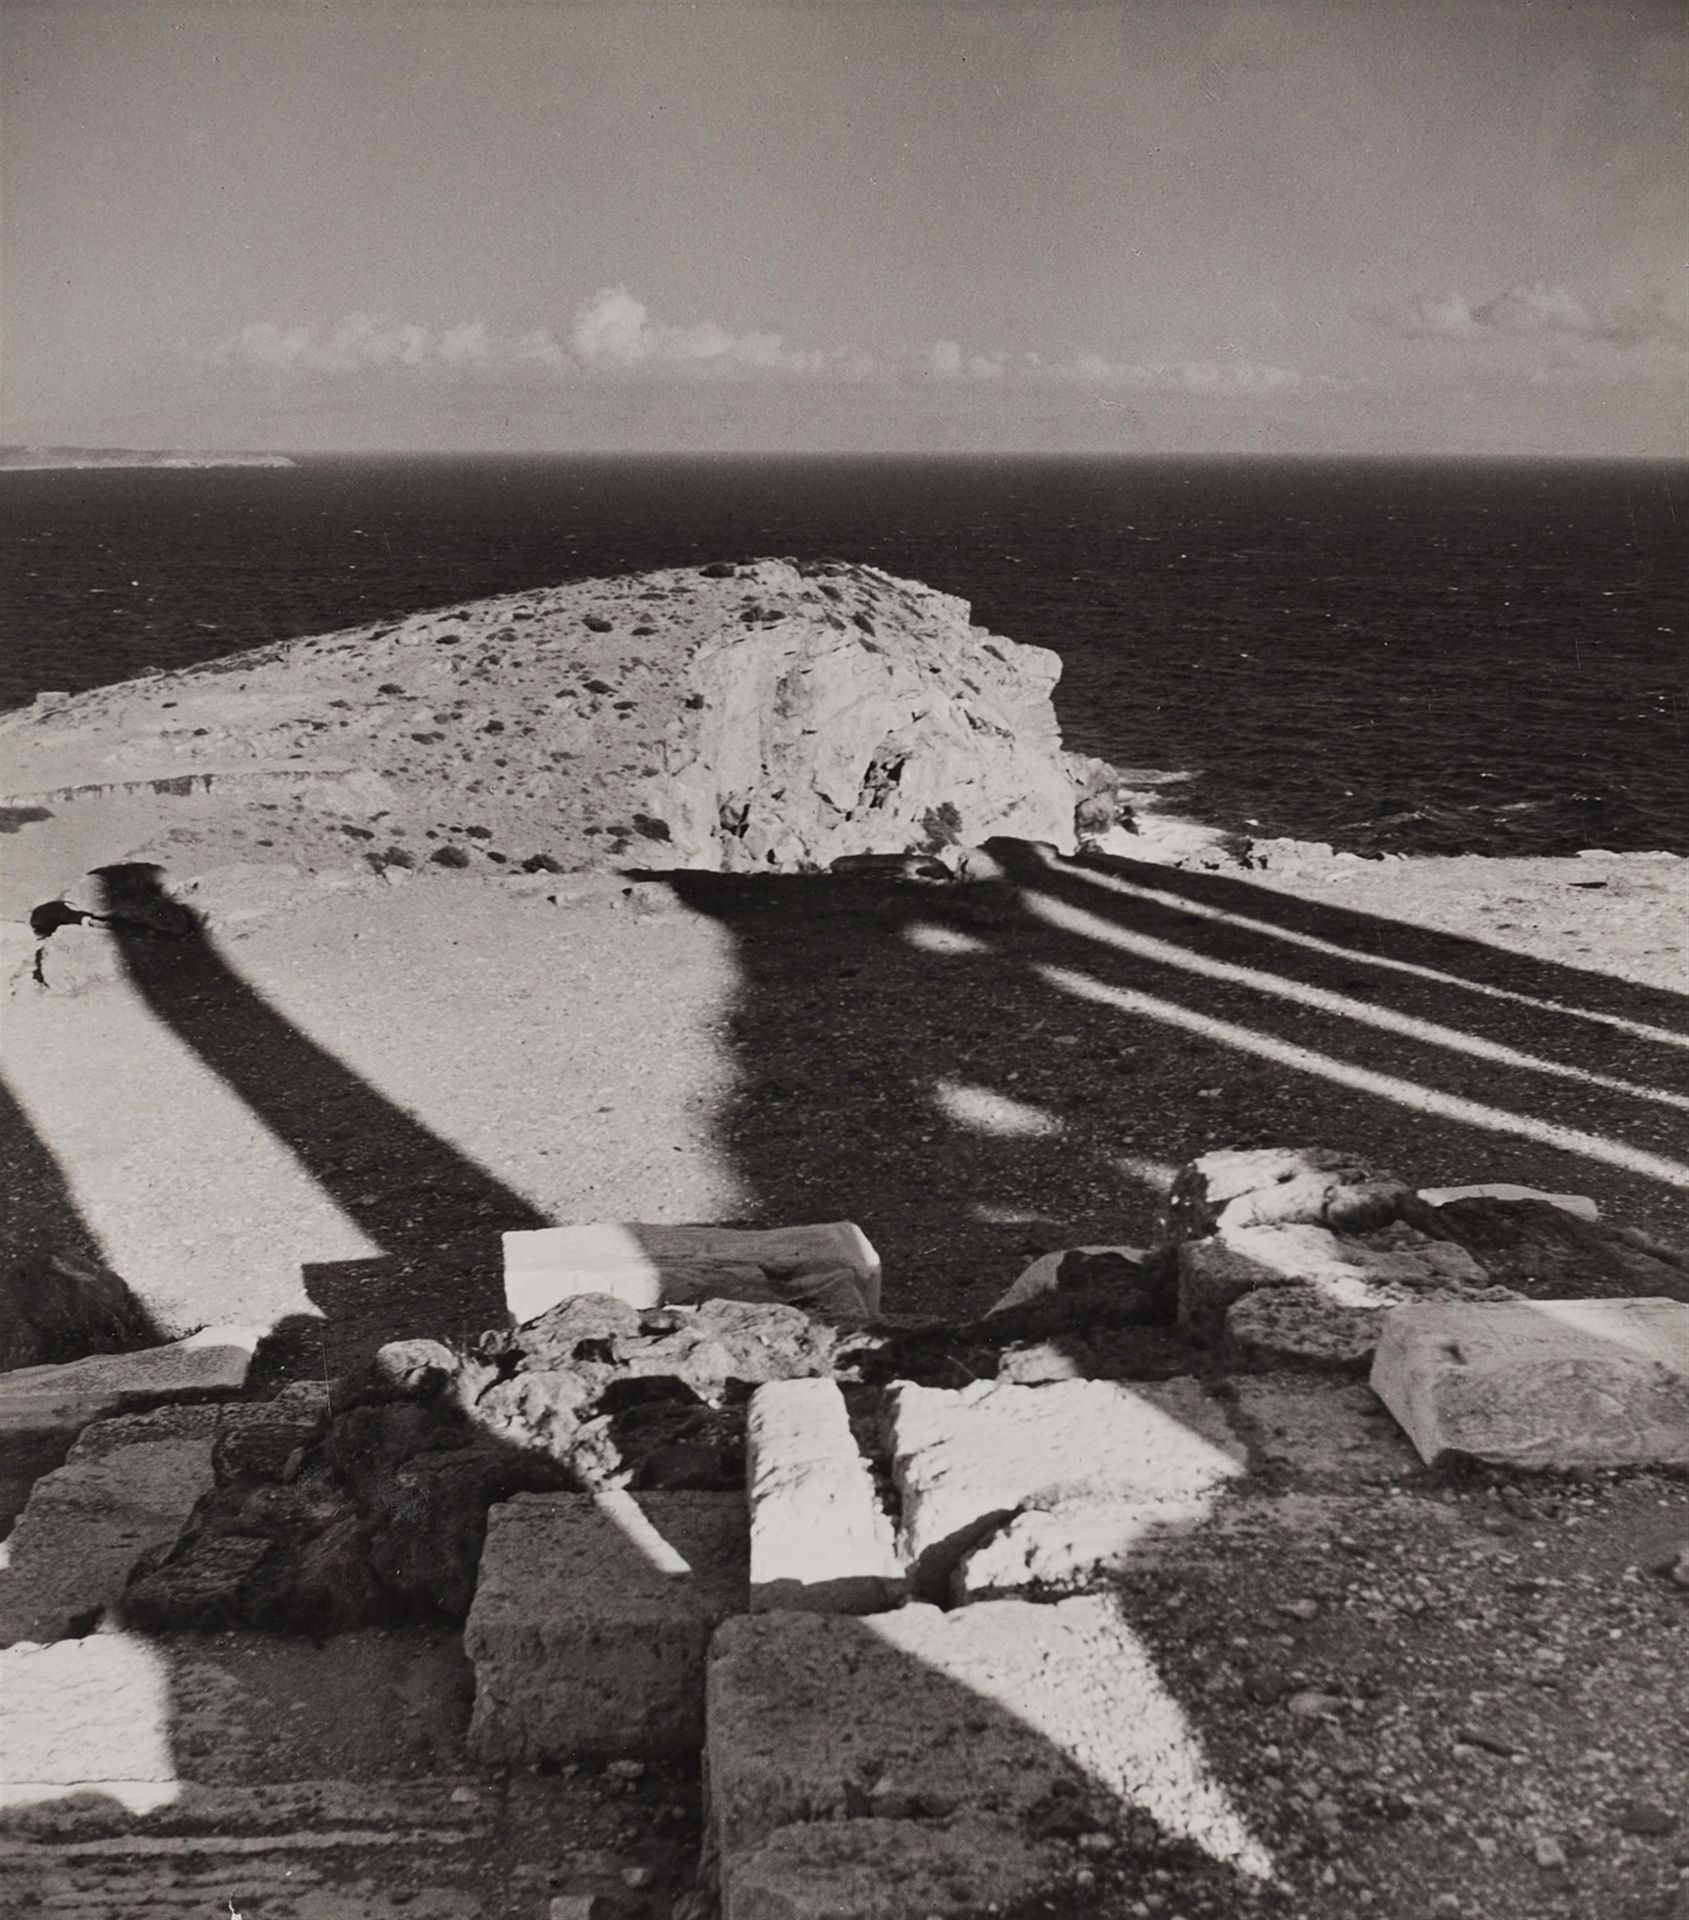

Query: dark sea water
left=2, top=454, right=1685, bottom=856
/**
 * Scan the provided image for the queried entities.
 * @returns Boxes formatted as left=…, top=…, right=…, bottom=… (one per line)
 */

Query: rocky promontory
left=1, top=558, right=1085, bottom=926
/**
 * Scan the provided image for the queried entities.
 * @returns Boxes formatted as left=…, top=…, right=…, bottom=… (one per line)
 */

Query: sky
left=2, top=0, right=1685, bottom=456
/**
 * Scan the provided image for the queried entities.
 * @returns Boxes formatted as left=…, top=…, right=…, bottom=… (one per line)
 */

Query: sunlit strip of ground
left=1037, top=962, right=1689, bottom=1189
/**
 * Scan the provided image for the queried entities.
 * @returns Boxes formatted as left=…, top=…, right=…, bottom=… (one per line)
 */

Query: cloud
left=211, top=291, right=865, bottom=383
left=1381, top=279, right=1689, bottom=377
left=1067, top=353, right=1306, bottom=398
left=926, top=339, right=1006, bottom=382
left=568, top=285, right=831, bottom=375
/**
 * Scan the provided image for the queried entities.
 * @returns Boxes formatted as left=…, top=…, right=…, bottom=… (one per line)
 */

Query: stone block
left=883, top=1377, right=1244, bottom=1597
left=0, top=1326, right=263, bottom=1448
left=707, top=1598, right=1271, bottom=1885
left=0, top=1631, right=179, bottom=1812
left=0, top=1405, right=220, bottom=1645
left=1420, top=1183, right=1598, bottom=1222
left=503, top=1221, right=880, bottom=1325
left=1371, top=1297, right=1689, bottom=1471
left=746, top=1380, right=901, bottom=1614
left=465, top=1490, right=747, bottom=1761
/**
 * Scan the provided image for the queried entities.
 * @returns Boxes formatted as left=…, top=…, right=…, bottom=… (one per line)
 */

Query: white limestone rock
left=746, top=1379, right=902, bottom=1614
left=503, top=1220, right=880, bottom=1325
left=1419, top=1183, right=1599, bottom=1222
left=883, top=1377, right=1245, bottom=1597
left=1371, top=1297, right=1689, bottom=1470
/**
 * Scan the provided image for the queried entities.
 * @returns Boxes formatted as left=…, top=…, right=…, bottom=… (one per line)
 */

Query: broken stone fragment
left=1419, top=1183, right=1598, bottom=1222
left=1177, top=1222, right=1490, bottom=1342
left=883, top=1377, right=1245, bottom=1598
left=988, top=1245, right=1155, bottom=1318
left=502, top=1220, right=881, bottom=1324
left=1370, top=1297, right=1689, bottom=1471
left=746, top=1379, right=902, bottom=1615
left=1164, top=1145, right=1431, bottom=1243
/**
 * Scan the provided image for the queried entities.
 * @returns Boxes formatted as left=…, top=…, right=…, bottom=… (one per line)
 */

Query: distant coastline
left=0, top=446, right=297, bottom=471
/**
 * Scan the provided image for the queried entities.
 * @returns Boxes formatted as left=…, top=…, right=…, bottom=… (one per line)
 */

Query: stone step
left=465, top=1489, right=747, bottom=1762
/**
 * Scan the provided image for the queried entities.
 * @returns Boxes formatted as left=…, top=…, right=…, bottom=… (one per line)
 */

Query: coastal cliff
left=0, top=558, right=1079, bottom=910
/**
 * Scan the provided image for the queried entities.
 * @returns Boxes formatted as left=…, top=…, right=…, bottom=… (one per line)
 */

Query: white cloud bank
left=1382, top=279, right=1688, bottom=378
left=210, top=290, right=1312, bottom=402
left=212, top=289, right=875, bottom=383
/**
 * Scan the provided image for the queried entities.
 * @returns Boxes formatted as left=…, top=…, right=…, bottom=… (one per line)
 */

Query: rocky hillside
left=0, top=559, right=1076, bottom=913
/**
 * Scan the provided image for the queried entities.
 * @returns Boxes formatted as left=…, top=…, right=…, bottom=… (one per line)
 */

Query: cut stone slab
left=1420, top=1183, right=1598, bottom=1222
left=1223, top=1278, right=1520, bottom=1374
left=707, top=1597, right=1273, bottom=1884
left=1178, top=1223, right=1490, bottom=1340
left=884, top=1377, right=1245, bottom=1598
left=1, top=1630, right=181, bottom=1812
left=723, top=1813, right=1072, bottom=1920
left=746, top=1380, right=901, bottom=1614
left=1371, top=1297, right=1689, bottom=1471
left=0, top=1326, right=263, bottom=1445
left=465, top=1489, right=748, bottom=1761
left=0, top=1405, right=221, bottom=1646
left=503, top=1221, right=880, bottom=1325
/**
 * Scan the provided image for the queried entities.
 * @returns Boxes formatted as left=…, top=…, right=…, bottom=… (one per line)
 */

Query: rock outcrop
left=0, top=561, right=1077, bottom=934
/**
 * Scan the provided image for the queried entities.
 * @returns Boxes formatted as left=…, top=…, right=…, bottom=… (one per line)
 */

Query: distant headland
left=0, top=446, right=297, bottom=471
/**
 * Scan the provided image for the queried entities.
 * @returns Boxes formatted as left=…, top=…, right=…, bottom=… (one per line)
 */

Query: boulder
left=503, top=1220, right=881, bottom=1325
left=1420, top=1196, right=1687, bottom=1298
left=0, top=1246, right=157, bottom=1372
left=1163, top=1146, right=1430, bottom=1243
left=1177, top=1222, right=1491, bottom=1341
left=1370, top=1298, right=1689, bottom=1470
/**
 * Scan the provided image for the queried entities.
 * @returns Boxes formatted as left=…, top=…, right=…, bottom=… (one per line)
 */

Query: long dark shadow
left=664, top=851, right=1689, bottom=1323
left=91, top=863, right=548, bottom=1373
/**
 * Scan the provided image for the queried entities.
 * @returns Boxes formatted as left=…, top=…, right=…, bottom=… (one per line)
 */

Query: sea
left=2, top=454, right=1685, bottom=857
